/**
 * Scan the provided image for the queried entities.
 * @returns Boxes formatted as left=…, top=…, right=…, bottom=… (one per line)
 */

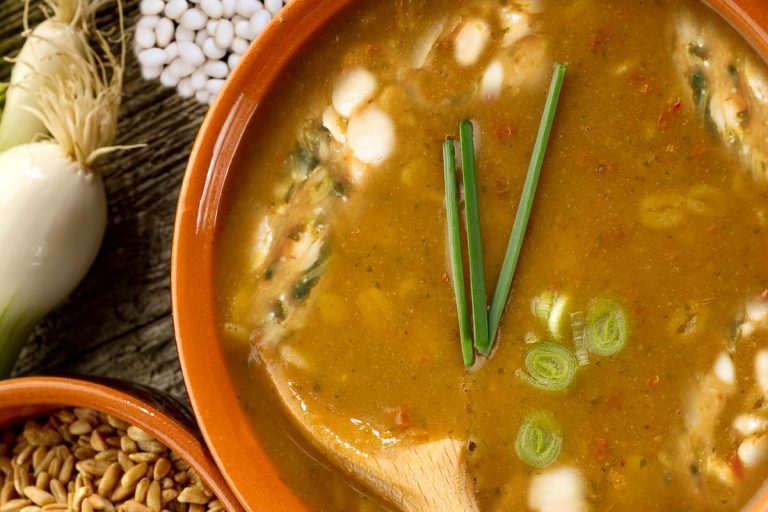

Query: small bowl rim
left=172, top=1, right=768, bottom=511
left=0, top=375, right=243, bottom=512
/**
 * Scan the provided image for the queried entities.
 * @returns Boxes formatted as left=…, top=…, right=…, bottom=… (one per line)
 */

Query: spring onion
left=516, top=341, right=577, bottom=391
left=459, top=120, right=490, bottom=355
left=0, top=0, right=92, bottom=152
left=570, top=311, right=589, bottom=366
left=0, top=11, right=128, bottom=378
left=488, top=64, right=567, bottom=348
left=515, top=412, right=563, bottom=468
left=531, top=289, right=572, bottom=340
left=585, top=298, right=628, bottom=356
left=443, top=139, right=474, bottom=367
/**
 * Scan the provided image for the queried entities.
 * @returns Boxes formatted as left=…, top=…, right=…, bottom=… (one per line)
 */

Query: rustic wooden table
left=2, top=0, right=207, bottom=404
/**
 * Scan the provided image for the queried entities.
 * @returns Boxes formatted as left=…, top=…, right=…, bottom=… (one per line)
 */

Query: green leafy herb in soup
left=215, top=0, right=768, bottom=510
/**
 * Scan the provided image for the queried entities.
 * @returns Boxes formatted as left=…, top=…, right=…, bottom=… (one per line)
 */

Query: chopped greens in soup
left=215, top=0, right=768, bottom=510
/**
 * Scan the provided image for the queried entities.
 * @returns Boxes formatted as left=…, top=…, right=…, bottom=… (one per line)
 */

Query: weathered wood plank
left=1, top=0, right=207, bottom=403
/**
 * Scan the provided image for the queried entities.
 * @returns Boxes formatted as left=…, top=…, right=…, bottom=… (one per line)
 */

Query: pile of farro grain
left=0, top=408, right=223, bottom=512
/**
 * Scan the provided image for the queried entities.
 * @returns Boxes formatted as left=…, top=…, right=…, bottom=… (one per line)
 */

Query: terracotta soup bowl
left=0, top=376, right=242, bottom=511
left=172, top=0, right=768, bottom=510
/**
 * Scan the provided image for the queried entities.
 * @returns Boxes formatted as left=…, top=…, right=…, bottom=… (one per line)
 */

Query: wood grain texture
left=1, top=0, right=208, bottom=404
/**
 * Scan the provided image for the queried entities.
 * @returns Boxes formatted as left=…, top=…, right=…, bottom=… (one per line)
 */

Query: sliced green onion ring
left=585, top=298, right=628, bottom=356
left=515, top=412, right=563, bottom=468
left=517, top=341, right=577, bottom=391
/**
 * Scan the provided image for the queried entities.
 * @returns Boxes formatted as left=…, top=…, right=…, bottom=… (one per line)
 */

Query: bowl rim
left=0, top=375, right=243, bottom=512
left=171, top=1, right=768, bottom=511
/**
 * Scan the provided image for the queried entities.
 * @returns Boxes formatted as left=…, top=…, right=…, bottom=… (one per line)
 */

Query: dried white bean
left=195, top=89, right=211, bottom=104
left=206, top=78, right=225, bottom=94
left=202, top=37, right=226, bottom=59
left=236, top=0, right=261, bottom=17
left=230, top=37, right=248, bottom=54
left=160, top=67, right=180, bottom=87
left=165, top=41, right=179, bottom=61
left=227, top=53, right=240, bottom=70
left=248, top=9, right=271, bottom=37
left=141, top=65, right=163, bottom=80
left=168, top=57, right=197, bottom=78
left=206, top=19, right=219, bottom=35
left=221, top=0, right=235, bottom=17
left=214, top=20, right=234, bottom=48
left=454, top=18, right=490, bottom=66
left=332, top=67, right=377, bottom=117
left=713, top=352, right=735, bottom=385
left=164, top=0, right=188, bottom=19
left=195, top=28, right=208, bottom=47
left=264, top=0, right=281, bottom=16
left=234, top=20, right=251, bottom=39
left=200, top=0, right=223, bottom=18
left=137, top=47, right=167, bottom=67
left=190, top=70, right=208, bottom=90
left=346, top=105, right=395, bottom=165
left=137, top=15, right=160, bottom=29
left=180, top=8, right=208, bottom=30
left=756, top=349, right=768, bottom=393
left=177, top=78, right=195, bottom=98
left=140, top=0, right=165, bottom=15
left=204, top=60, right=229, bottom=78
left=154, top=17, right=174, bottom=47
left=178, top=40, right=206, bottom=66
left=175, top=25, right=195, bottom=42
left=135, top=26, right=156, bottom=49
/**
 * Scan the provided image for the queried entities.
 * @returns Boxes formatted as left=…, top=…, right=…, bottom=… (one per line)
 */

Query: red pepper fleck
left=589, top=29, right=611, bottom=53
left=729, top=452, right=745, bottom=480
left=593, top=437, right=608, bottom=461
left=691, top=142, right=708, bottom=158
left=493, top=124, right=517, bottom=140
left=657, top=99, right=683, bottom=130
left=386, top=405, right=413, bottom=429
left=594, top=162, right=616, bottom=175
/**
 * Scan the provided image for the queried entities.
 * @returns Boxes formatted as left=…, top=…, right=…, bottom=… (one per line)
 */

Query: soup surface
left=215, top=0, right=768, bottom=510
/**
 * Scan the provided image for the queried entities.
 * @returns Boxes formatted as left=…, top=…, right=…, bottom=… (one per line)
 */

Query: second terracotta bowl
left=0, top=376, right=242, bottom=511
left=171, top=0, right=768, bottom=510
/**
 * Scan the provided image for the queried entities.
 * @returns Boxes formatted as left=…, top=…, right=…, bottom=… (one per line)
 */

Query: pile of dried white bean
left=0, top=408, right=223, bottom=512
left=134, top=0, right=286, bottom=104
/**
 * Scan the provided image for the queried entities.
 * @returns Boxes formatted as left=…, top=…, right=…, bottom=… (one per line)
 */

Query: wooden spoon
left=263, top=362, right=479, bottom=512
left=242, top=127, right=477, bottom=511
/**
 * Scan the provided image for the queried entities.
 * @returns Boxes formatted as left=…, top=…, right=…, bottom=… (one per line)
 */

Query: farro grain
left=97, top=464, right=121, bottom=497
left=90, top=432, right=108, bottom=453
left=119, top=463, right=147, bottom=490
left=119, top=438, right=137, bottom=455
left=176, top=487, right=207, bottom=505
left=116, top=453, right=134, bottom=473
left=145, top=482, right=161, bottom=512
left=128, top=454, right=156, bottom=464
left=57, top=455, right=73, bottom=484
left=48, top=480, right=65, bottom=505
left=134, top=478, right=149, bottom=504
left=32, top=472, right=48, bottom=491
left=0, top=499, right=32, bottom=512
left=21, top=487, right=54, bottom=507
left=125, top=429, right=153, bottom=445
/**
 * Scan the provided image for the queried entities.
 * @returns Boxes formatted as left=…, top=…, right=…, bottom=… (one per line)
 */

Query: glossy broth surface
left=216, top=0, right=768, bottom=509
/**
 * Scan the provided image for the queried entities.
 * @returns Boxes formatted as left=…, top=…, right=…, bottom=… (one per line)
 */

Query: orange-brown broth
left=216, top=0, right=768, bottom=509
